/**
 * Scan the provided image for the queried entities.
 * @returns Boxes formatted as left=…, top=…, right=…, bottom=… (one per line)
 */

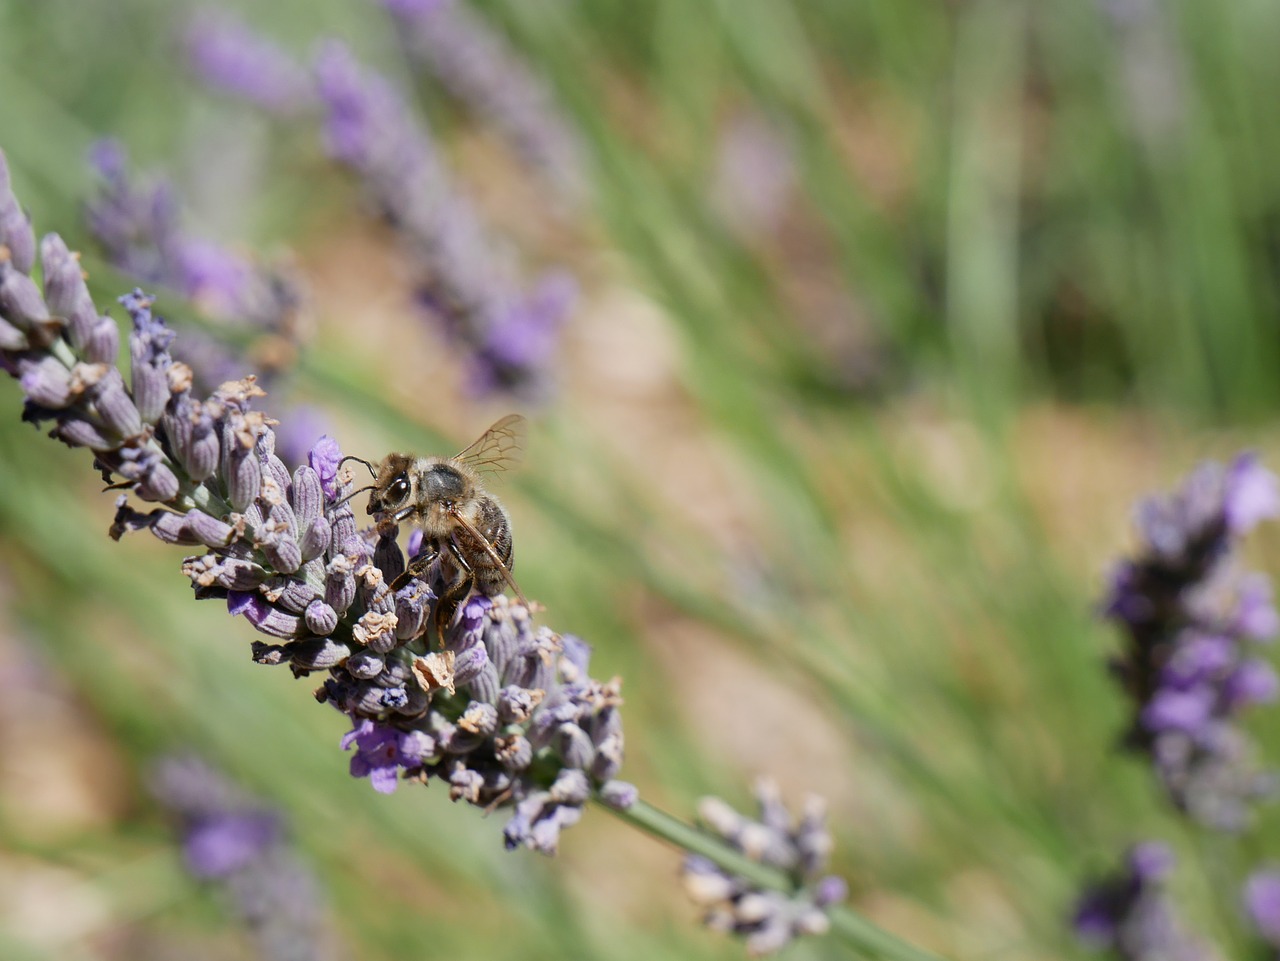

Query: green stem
left=595, top=797, right=948, bottom=961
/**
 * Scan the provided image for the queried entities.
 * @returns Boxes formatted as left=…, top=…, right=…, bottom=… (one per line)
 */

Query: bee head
left=369, top=453, right=415, bottom=516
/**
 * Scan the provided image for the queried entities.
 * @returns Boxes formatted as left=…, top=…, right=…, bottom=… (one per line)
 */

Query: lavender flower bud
left=494, top=734, right=532, bottom=772
left=52, top=416, right=114, bottom=450
left=18, top=355, right=73, bottom=407
left=91, top=368, right=144, bottom=438
left=394, top=582, right=431, bottom=640
left=229, top=592, right=305, bottom=639
left=290, top=464, right=324, bottom=527
left=40, top=234, right=97, bottom=350
left=258, top=510, right=302, bottom=574
left=347, top=651, right=386, bottom=680
left=223, top=427, right=262, bottom=512
left=555, top=722, right=595, bottom=770
left=497, top=685, right=543, bottom=725
left=598, top=780, right=638, bottom=810
left=353, top=610, right=399, bottom=653
left=121, top=289, right=174, bottom=424
left=0, top=269, right=49, bottom=330
left=375, top=532, right=405, bottom=586
left=304, top=598, right=339, bottom=636
left=0, top=314, right=25, bottom=350
left=452, top=645, right=491, bottom=689
left=0, top=161, right=35, bottom=274
left=84, top=314, right=119, bottom=364
left=324, top=554, right=357, bottom=612
left=296, top=515, right=331, bottom=563
left=466, top=662, right=501, bottom=705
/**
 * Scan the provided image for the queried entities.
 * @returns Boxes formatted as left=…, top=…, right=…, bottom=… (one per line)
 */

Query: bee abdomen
left=472, top=496, right=513, bottom=597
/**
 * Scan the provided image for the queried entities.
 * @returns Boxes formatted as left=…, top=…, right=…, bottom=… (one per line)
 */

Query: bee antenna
left=338, top=455, right=378, bottom=478
left=332, top=483, right=377, bottom=510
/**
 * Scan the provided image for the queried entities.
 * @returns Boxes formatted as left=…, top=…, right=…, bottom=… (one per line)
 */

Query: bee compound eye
left=392, top=475, right=410, bottom=499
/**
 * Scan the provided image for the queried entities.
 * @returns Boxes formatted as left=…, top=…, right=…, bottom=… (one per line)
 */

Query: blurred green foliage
left=2, top=1, right=1280, bottom=959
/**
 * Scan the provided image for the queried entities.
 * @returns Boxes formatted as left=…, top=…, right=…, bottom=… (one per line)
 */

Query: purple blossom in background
left=0, top=148, right=625, bottom=856
left=1246, top=869, right=1280, bottom=951
left=312, top=40, right=573, bottom=401
left=184, top=9, right=311, bottom=113
left=184, top=11, right=574, bottom=401
left=710, top=109, right=797, bottom=239
left=1102, top=454, right=1280, bottom=829
left=379, top=0, right=589, bottom=205
left=681, top=780, right=847, bottom=956
left=85, top=141, right=307, bottom=391
left=150, top=755, right=344, bottom=961
left=1073, top=843, right=1218, bottom=961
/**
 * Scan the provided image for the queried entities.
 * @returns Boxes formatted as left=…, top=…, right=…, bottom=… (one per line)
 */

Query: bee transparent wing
left=454, top=414, right=527, bottom=475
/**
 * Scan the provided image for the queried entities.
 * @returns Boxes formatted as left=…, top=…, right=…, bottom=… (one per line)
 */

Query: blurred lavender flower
left=680, top=780, right=847, bottom=956
left=151, top=755, right=344, bottom=961
left=1073, top=843, right=1218, bottom=961
left=184, top=9, right=311, bottom=114
left=312, top=40, right=573, bottom=401
left=1102, top=454, right=1280, bottom=829
left=0, top=147, right=624, bottom=855
left=1246, top=869, right=1280, bottom=952
left=379, top=0, right=589, bottom=205
left=85, top=140, right=307, bottom=390
left=710, top=110, right=797, bottom=239
left=183, top=10, right=574, bottom=400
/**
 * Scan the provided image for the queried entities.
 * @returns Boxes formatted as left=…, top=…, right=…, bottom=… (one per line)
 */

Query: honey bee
left=345, top=415, right=528, bottom=618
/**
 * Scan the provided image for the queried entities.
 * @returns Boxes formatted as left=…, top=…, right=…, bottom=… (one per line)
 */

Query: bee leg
left=429, top=570, right=474, bottom=650
left=390, top=547, right=441, bottom=592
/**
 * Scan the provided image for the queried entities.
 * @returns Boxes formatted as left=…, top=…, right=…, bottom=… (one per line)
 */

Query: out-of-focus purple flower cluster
left=185, top=10, right=575, bottom=402
left=379, top=0, right=589, bottom=205
left=1102, top=454, right=1280, bottom=829
left=1073, top=843, right=1218, bottom=961
left=85, top=140, right=306, bottom=391
left=150, top=755, right=344, bottom=961
left=680, top=780, right=847, bottom=956
left=312, top=40, right=575, bottom=401
left=0, top=150, right=627, bottom=855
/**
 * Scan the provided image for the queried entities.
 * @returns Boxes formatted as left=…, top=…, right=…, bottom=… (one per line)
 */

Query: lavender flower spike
left=680, top=779, right=847, bottom=956
left=1, top=149, right=622, bottom=855
left=1073, top=843, right=1219, bottom=961
left=1102, top=453, right=1280, bottom=829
